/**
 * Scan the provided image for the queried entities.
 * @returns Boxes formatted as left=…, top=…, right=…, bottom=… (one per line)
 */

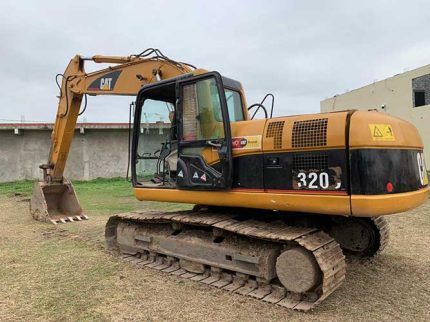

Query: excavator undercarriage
left=105, top=208, right=389, bottom=311
left=106, top=210, right=346, bottom=311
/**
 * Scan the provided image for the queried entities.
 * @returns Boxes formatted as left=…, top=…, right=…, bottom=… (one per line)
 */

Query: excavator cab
left=132, top=72, right=235, bottom=191
left=133, top=82, right=178, bottom=187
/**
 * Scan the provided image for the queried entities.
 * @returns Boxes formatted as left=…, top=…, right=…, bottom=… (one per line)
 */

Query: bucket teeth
left=48, top=215, right=89, bottom=224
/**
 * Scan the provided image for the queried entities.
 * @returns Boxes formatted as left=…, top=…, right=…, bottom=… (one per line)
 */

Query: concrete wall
left=321, top=64, right=430, bottom=164
left=0, top=125, right=168, bottom=183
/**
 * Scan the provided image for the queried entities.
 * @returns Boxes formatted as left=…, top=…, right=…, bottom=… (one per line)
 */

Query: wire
left=248, top=94, right=275, bottom=119
left=249, top=103, right=268, bottom=119
left=58, top=48, right=193, bottom=119
left=55, top=74, right=87, bottom=117
left=55, top=74, right=64, bottom=91
left=59, top=75, right=77, bottom=118
left=260, top=94, right=275, bottom=118
left=133, top=48, right=196, bottom=70
left=78, top=94, right=87, bottom=116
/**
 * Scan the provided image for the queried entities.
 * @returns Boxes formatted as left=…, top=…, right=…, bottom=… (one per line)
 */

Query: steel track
left=106, top=211, right=346, bottom=311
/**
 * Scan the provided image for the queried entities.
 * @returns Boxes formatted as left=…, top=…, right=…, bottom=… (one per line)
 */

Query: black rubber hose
left=78, top=94, right=87, bottom=116
left=248, top=103, right=268, bottom=119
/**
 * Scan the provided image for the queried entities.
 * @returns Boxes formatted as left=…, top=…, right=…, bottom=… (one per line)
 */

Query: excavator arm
left=47, top=54, right=194, bottom=182
left=31, top=51, right=196, bottom=223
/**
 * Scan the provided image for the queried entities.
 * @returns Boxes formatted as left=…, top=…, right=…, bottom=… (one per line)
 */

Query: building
left=0, top=122, right=169, bottom=182
left=321, top=64, right=430, bottom=163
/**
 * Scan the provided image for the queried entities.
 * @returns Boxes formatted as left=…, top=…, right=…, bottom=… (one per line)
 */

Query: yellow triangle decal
left=373, top=126, right=383, bottom=137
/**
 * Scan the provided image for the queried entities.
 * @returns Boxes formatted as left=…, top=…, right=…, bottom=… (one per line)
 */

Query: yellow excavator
left=30, top=49, right=429, bottom=311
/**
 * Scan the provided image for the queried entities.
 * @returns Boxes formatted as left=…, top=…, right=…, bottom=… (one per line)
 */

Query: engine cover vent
left=292, top=118, right=328, bottom=148
left=293, top=153, right=328, bottom=171
left=266, top=121, right=285, bottom=149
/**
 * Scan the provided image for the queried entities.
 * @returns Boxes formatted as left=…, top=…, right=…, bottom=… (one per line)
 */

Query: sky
left=1, top=0, right=430, bottom=123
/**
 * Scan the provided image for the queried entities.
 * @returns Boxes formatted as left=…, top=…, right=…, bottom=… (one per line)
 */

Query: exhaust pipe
left=30, top=179, right=88, bottom=224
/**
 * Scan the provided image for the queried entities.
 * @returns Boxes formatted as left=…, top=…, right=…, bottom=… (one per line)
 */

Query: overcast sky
left=1, top=0, right=429, bottom=123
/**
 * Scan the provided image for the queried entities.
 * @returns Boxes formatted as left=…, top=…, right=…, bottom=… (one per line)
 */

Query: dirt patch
left=0, top=193, right=429, bottom=322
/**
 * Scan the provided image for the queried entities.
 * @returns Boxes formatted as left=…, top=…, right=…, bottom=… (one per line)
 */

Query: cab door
left=176, top=72, right=232, bottom=190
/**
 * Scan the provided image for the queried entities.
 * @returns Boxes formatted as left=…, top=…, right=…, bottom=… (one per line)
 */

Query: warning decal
left=232, top=135, right=262, bottom=150
left=368, top=124, right=395, bottom=141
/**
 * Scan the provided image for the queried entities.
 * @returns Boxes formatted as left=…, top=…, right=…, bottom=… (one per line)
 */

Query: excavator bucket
left=30, top=180, right=88, bottom=224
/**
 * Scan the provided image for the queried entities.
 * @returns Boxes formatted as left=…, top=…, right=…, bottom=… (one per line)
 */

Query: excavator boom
left=31, top=50, right=195, bottom=223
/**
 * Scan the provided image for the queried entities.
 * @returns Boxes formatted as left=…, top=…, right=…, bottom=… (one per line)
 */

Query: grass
left=0, top=179, right=34, bottom=196
left=0, top=179, right=429, bottom=321
left=0, top=178, right=132, bottom=198
left=0, top=178, right=193, bottom=321
left=0, top=177, right=190, bottom=214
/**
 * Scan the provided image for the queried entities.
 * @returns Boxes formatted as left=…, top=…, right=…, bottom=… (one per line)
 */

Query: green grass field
left=0, top=179, right=429, bottom=322
left=0, top=178, right=193, bottom=321
left=0, top=178, right=191, bottom=214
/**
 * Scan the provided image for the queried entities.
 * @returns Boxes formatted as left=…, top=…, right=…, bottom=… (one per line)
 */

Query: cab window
left=225, top=89, right=244, bottom=122
left=182, top=78, right=225, bottom=141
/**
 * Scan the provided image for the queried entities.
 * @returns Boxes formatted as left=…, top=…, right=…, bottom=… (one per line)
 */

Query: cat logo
left=87, top=70, right=122, bottom=91
left=100, top=78, right=112, bottom=90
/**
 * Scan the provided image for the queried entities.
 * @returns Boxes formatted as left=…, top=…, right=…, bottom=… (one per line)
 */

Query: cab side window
left=225, top=89, right=244, bottom=122
left=182, top=78, right=225, bottom=141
